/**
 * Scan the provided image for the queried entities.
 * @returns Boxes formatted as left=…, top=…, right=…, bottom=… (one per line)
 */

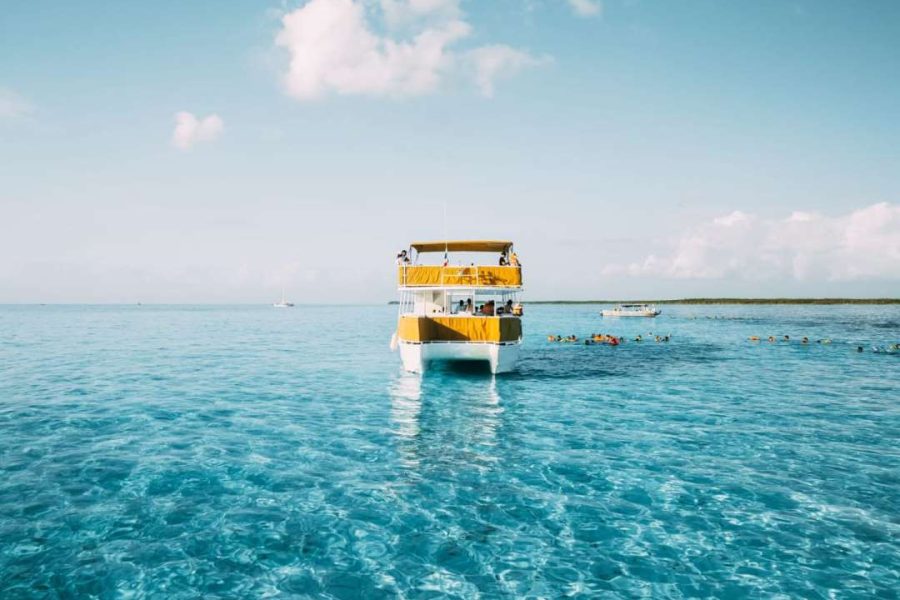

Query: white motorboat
left=601, top=303, right=661, bottom=317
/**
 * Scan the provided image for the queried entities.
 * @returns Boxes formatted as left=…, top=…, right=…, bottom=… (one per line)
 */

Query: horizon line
left=3, top=297, right=899, bottom=306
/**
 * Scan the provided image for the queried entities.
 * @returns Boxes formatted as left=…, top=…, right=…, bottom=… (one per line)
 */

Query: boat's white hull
left=601, top=310, right=660, bottom=317
left=399, top=341, right=520, bottom=374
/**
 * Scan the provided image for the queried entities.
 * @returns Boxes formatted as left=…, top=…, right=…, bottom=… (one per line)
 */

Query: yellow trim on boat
left=398, top=316, right=522, bottom=343
left=398, top=265, right=522, bottom=287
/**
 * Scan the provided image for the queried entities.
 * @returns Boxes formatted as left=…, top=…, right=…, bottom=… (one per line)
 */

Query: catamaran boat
left=392, top=240, right=524, bottom=374
left=273, top=288, right=294, bottom=308
left=601, top=303, right=661, bottom=317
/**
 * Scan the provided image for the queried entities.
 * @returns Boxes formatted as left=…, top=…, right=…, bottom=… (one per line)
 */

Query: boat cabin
left=397, top=240, right=523, bottom=317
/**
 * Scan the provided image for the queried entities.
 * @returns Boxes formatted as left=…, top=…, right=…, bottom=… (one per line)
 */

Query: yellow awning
left=410, top=240, right=513, bottom=254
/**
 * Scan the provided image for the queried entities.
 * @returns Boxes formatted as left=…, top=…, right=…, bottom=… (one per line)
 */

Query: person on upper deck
left=396, top=250, right=410, bottom=265
left=465, top=298, right=473, bottom=314
left=505, top=299, right=513, bottom=314
left=509, top=252, right=520, bottom=267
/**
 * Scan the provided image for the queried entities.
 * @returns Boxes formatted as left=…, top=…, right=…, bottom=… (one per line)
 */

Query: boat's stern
left=399, top=337, right=520, bottom=374
left=396, top=315, right=522, bottom=374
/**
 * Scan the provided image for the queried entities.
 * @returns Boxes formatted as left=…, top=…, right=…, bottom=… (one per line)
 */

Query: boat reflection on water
left=389, top=371, right=423, bottom=445
left=388, top=370, right=505, bottom=475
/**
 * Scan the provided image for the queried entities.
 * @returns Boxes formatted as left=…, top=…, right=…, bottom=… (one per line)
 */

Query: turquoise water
left=1, top=304, right=898, bottom=598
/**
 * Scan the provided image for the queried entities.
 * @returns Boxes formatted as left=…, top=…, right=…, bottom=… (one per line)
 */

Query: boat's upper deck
left=398, top=265, right=521, bottom=288
left=396, top=240, right=523, bottom=290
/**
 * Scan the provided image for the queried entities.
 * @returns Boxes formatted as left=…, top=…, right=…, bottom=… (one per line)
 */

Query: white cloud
left=567, top=0, right=602, bottom=17
left=275, top=0, right=543, bottom=100
left=602, top=203, right=900, bottom=282
left=171, top=112, right=224, bottom=150
left=469, top=45, right=548, bottom=97
left=0, top=88, right=33, bottom=120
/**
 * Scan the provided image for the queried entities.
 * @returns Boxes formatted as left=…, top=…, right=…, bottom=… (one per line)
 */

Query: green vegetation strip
left=526, top=298, right=900, bottom=305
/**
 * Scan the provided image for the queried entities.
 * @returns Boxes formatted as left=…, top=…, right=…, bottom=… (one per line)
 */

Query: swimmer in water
left=768, top=336, right=776, bottom=342
left=749, top=336, right=760, bottom=341
left=802, top=337, right=809, bottom=344
left=634, top=335, right=642, bottom=342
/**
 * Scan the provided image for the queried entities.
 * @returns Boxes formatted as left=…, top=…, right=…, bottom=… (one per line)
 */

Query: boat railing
left=398, top=265, right=522, bottom=288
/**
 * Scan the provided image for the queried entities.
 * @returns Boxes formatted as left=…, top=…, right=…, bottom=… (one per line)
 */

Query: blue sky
left=1, top=0, right=898, bottom=302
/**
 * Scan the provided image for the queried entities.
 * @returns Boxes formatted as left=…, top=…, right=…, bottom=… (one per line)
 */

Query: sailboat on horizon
left=273, top=287, right=294, bottom=308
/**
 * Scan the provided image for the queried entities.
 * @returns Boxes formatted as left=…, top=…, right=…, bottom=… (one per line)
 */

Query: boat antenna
left=443, top=201, right=449, bottom=262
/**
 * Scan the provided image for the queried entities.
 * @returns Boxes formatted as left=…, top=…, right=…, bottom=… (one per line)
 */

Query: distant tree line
left=389, top=298, right=898, bottom=305
left=524, top=298, right=900, bottom=305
